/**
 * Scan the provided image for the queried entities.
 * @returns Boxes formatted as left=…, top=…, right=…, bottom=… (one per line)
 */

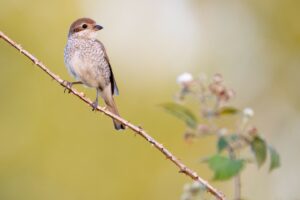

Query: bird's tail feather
left=103, top=95, right=125, bottom=130
left=107, top=104, right=125, bottom=130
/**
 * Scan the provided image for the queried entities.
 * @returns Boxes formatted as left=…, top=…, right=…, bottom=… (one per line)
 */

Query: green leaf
left=218, top=107, right=239, bottom=115
left=217, top=137, right=228, bottom=152
left=251, top=136, right=267, bottom=167
left=161, top=102, right=198, bottom=128
left=205, top=154, right=244, bottom=181
left=217, top=134, right=239, bottom=152
left=268, top=146, right=280, bottom=171
left=228, top=134, right=239, bottom=142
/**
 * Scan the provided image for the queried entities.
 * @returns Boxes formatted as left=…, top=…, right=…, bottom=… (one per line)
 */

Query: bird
left=64, top=18, right=125, bottom=130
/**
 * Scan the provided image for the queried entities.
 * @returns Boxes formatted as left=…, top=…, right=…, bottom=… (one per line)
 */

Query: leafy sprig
left=162, top=73, right=280, bottom=199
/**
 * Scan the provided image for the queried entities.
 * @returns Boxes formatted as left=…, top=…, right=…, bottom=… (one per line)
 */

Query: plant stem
left=234, top=173, right=241, bottom=200
left=228, top=147, right=241, bottom=200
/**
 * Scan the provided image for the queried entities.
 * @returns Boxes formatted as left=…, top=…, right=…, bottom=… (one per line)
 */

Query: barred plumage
left=64, top=18, right=124, bottom=130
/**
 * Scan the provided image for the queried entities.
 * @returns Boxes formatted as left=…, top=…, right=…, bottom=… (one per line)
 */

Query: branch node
left=33, top=59, right=39, bottom=65
left=179, top=167, right=187, bottom=174
left=137, top=125, right=143, bottom=133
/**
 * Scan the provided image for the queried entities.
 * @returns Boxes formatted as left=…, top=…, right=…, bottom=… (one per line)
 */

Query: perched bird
left=64, top=18, right=125, bottom=130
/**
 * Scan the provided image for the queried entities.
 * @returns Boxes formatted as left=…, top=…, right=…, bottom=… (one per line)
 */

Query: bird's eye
left=82, top=24, right=88, bottom=29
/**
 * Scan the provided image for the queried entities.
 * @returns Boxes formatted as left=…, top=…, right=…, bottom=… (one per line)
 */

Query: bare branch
left=0, top=31, right=226, bottom=200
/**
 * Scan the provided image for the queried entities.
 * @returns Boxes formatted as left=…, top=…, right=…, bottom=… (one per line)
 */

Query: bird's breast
left=64, top=39, right=110, bottom=88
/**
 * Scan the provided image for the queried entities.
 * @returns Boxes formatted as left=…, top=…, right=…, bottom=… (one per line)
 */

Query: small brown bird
left=64, top=18, right=125, bottom=130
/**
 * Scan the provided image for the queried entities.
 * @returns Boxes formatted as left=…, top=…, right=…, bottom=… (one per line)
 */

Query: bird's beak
left=94, top=25, right=103, bottom=31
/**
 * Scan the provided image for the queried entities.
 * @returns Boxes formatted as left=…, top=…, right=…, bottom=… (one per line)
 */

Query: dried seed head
left=212, top=73, right=223, bottom=83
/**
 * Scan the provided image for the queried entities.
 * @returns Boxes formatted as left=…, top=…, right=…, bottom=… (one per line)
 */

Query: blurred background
left=0, top=0, right=299, bottom=199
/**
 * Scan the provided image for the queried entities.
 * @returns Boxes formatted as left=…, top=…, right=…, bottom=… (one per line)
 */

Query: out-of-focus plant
left=162, top=73, right=280, bottom=200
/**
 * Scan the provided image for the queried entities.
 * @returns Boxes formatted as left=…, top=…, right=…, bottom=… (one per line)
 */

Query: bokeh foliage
left=162, top=73, right=280, bottom=199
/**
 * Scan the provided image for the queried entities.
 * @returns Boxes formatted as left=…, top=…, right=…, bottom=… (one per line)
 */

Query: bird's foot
left=63, top=81, right=73, bottom=93
left=91, top=101, right=98, bottom=111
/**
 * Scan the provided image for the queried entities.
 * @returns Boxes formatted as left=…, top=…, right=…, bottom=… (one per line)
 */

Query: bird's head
left=68, top=18, right=103, bottom=39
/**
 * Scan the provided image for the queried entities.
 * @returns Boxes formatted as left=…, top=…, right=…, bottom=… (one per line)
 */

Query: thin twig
left=234, top=173, right=241, bottom=200
left=0, top=31, right=226, bottom=200
left=228, top=147, right=241, bottom=200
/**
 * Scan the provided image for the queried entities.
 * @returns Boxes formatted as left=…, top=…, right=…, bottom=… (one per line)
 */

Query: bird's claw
left=92, top=101, right=98, bottom=111
left=64, top=81, right=73, bottom=93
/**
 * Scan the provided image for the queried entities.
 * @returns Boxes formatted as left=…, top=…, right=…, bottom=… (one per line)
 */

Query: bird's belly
left=69, top=53, right=101, bottom=88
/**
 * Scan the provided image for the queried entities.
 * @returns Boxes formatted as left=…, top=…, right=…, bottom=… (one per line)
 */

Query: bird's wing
left=108, top=62, right=120, bottom=96
left=96, top=40, right=119, bottom=95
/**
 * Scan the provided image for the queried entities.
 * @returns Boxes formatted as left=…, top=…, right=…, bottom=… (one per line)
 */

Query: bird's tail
left=102, top=90, right=125, bottom=130
left=106, top=102, right=125, bottom=130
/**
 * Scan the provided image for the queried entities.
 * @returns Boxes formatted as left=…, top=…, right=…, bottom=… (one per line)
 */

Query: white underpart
left=75, top=29, right=98, bottom=40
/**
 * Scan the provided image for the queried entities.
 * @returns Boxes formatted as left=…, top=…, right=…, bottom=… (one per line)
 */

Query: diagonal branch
left=0, top=31, right=226, bottom=200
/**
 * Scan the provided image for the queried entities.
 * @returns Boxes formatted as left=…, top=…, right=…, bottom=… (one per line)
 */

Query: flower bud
left=243, top=107, right=254, bottom=118
left=177, top=72, right=193, bottom=85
